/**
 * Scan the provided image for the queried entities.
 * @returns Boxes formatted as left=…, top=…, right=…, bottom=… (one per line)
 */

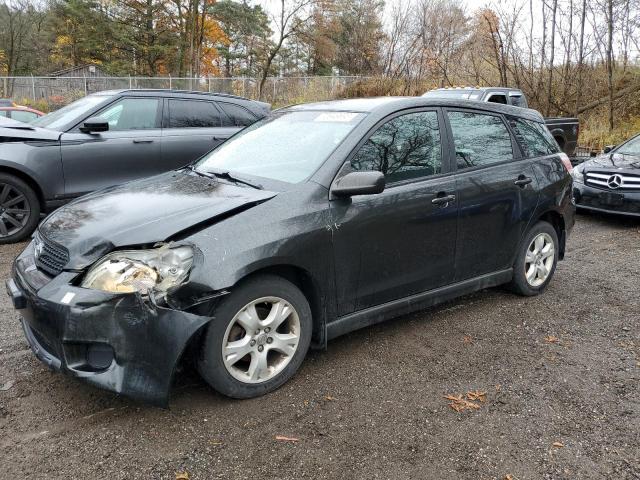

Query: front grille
left=34, top=231, right=69, bottom=276
left=585, top=171, right=640, bottom=191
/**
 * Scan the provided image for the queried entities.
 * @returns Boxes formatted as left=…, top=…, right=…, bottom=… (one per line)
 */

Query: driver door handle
left=432, top=194, right=456, bottom=206
left=133, top=139, right=154, bottom=144
left=514, top=176, right=533, bottom=187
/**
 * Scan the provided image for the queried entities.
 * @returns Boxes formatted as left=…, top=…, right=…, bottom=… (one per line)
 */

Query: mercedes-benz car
left=6, top=97, right=575, bottom=405
left=572, top=133, right=640, bottom=217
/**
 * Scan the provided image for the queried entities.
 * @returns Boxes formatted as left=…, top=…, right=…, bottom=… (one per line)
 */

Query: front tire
left=508, top=221, right=559, bottom=296
left=0, top=174, right=40, bottom=244
left=197, top=274, right=312, bottom=399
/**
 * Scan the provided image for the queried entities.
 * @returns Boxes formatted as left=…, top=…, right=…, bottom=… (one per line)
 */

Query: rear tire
left=508, top=221, right=559, bottom=296
left=197, top=274, right=312, bottom=399
left=0, top=173, right=40, bottom=244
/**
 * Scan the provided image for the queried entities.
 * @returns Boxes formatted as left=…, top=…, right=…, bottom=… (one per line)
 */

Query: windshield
left=616, top=135, right=640, bottom=156
left=31, top=94, right=112, bottom=130
left=196, top=110, right=365, bottom=183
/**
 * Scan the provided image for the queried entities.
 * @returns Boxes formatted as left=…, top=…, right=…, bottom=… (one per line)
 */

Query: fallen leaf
left=505, top=475, right=515, bottom=480
left=324, top=395, right=337, bottom=401
left=175, top=473, right=189, bottom=480
left=444, top=393, right=481, bottom=412
left=545, top=335, right=560, bottom=344
left=466, top=390, right=487, bottom=402
left=275, top=435, right=299, bottom=442
left=552, top=442, right=564, bottom=448
left=463, top=335, right=473, bottom=345
left=209, top=440, right=223, bottom=446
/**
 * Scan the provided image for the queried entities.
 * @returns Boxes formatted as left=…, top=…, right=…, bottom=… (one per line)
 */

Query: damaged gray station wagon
left=7, top=97, right=575, bottom=405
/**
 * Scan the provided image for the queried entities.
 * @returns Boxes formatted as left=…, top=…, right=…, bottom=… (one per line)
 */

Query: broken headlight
left=81, top=246, right=194, bottom=295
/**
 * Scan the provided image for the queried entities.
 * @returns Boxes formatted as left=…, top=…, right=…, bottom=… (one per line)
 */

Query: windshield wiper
left=190, top=166, right=263, bottom=190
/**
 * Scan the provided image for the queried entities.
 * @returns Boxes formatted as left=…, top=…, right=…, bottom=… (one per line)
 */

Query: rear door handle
left=432, top=194, right=456, bottom=206
left=213, top=136, right=226, bottom=141
left=514, top=176, right=533, bottom=187
left=133, top=139, right=154, bottom=144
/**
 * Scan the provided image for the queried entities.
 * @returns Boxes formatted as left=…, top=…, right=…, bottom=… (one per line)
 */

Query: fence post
left=129, top=76, right=132, bottom=89
left=273, top=78, right=276, bottom=103
left=83, top=74, right=87, bottom=95
left=169, top=75, right=172, bottom=89
left=31, top=75, right=36, bottom=99
left=3, top=77, right=7, bottom=97
left=208, top=77, right=211, bottom=93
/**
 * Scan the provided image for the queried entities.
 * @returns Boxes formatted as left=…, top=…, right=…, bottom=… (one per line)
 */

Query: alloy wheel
left=0, top=183, right=31, bottom=238
left=222, top=296, right=301, bottom=384
left=524, top=232, right=555, bottom=287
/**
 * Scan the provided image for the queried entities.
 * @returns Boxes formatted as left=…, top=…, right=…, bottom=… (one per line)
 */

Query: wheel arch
left=0, top=165, right=45, bottom=212
left=235, top=264, right=327, bottom=349
left=535, top=210, right=566, bottom=259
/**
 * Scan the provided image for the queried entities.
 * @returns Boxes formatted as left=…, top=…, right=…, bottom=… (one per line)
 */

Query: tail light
left=559, top=152, right=573, bottom=172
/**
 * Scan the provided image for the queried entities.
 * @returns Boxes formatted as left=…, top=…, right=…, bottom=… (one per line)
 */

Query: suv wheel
left=197, top=274, right=312, bottom=399
left=509, top=221, right=559, bottom=296
left=0, top=174, right=40, bottom=244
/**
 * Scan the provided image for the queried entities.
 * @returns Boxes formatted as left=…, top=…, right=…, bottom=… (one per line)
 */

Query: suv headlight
left=81, top=246, right=193, bottom=295
left=571, top=164, right=585, bottom=184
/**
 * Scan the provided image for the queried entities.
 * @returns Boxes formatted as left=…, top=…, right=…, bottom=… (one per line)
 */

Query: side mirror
left=80, top=117, right=109, bottom=133
left=332, top=171, right=385, bottom=198
left=603, top=145, right=616, bottom=154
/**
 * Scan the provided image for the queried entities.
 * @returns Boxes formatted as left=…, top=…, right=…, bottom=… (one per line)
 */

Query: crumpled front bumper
left=6, top=242, right=211, bottom=406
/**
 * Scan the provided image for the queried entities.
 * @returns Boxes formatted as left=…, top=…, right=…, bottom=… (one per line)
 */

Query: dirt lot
left=0, top=212, right=639, bottom=480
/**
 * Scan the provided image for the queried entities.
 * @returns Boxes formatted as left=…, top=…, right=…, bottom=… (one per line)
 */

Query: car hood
left=0, top=120, right=61, bottom=141
left=39, top=171, right=278, bottom=269
left=582, top=152, right=640, bottom=171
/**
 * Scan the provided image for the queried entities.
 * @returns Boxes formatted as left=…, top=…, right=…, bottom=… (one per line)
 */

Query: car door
left=60, top=96, right=162, bottom=196
left=161, top=98, right=239, bottom=167
left=444, top=109, right=540, bottom=281
left=330, top=109, right=458, bottom=315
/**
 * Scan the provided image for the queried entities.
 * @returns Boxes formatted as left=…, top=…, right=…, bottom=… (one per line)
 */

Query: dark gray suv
left=0, top=89, right=270, bottom=243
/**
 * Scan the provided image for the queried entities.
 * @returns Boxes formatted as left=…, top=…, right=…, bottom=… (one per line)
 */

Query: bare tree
left=258, top=0, right=315, bottom=100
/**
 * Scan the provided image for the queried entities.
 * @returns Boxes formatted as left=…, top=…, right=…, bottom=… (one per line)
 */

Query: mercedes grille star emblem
left=607, top=174, right=623, bottom=189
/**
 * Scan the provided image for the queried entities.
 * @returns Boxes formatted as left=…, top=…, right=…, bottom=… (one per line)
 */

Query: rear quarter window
left=509, top=117, right=559, bottom=157
left=218, top=102, right=258, bottom=127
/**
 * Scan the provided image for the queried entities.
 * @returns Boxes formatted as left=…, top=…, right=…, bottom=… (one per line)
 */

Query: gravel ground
left=0, top=212, right=638, bottom=480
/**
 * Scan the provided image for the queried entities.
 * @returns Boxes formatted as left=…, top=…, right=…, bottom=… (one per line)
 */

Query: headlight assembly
left=81, top=246, right=193, bottom=295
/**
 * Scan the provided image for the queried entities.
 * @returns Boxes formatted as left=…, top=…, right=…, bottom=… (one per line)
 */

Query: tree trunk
left=546, top=0, right=557, bottom=117
left=606, top=0, right=614, bottom=130
left=574, top=0, right=586, bottom=116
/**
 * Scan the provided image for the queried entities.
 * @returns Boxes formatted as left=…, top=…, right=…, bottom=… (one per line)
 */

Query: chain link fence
left=0, top=75, right=368, bottom=110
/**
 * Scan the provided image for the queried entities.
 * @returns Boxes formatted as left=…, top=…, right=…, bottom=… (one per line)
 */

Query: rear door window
left=168, top=99, right=222, bottom=128
left=509, top=118, right=560, bottom=157
left=447, top=111, right=513, bottom=170
left=218, top=102, right=258, bottom=127
left=350, top=111, right=442, bottom=183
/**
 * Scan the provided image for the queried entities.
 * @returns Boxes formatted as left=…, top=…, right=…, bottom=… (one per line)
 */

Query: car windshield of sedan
left=617, top=135, right=640, bottom=156
left=196, top=110, right=365, bottom=183
left=31, top=94, right=112, bottom=130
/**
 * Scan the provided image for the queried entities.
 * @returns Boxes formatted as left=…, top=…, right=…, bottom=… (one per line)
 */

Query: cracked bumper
left=7, top=243, right=211, bottom=406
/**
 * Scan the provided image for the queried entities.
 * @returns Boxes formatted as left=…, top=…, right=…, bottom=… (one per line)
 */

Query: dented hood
left=0, top=120, right=61, bottom=141
left=39, top=170, right=277, bottom=269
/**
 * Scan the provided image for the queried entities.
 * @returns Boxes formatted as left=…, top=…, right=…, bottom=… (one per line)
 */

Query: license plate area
left=599, top=192, right=624, bottom=206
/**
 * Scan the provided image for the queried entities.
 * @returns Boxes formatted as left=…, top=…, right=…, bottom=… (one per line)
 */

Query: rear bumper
left=7, top=242, right=211, bottom=406
left=573, top=182, right=640, bottom=217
